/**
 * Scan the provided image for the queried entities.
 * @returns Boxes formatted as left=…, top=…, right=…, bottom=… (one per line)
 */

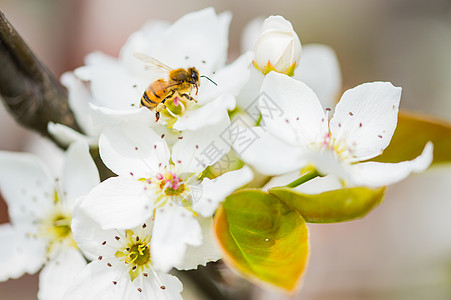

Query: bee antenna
left=200, top=75, right=218, bottom=86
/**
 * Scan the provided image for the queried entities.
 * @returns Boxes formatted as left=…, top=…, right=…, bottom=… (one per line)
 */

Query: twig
left=0, top=11, right=81, bottom=146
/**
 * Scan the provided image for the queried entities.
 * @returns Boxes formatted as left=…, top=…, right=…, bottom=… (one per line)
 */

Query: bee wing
left=133, top=52, right=174, bottom=73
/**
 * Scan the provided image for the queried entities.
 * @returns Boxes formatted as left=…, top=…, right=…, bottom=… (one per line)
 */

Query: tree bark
left=0, top=11, right=81, bottom=145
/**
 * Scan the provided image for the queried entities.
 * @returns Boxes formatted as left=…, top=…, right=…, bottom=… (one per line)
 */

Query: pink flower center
left=157, top=172, right=183, bottom=192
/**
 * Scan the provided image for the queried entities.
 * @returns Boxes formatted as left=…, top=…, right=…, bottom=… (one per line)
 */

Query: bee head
left=188, top=68, right=199, bottom=84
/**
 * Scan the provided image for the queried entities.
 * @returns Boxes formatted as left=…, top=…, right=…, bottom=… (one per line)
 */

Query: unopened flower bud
left=253, top=16, right=302, bottom=76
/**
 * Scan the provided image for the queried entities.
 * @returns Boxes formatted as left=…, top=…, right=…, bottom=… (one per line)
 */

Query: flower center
left=161, top=97, right=190, bottom=128
left=50, top=214, right=72, bottom=240
left=139, top=167, right=200, bottom=213
left=126, top=243, right=151, bottom=266
left=157, top=171, right=185, bottom=196
left=36, top=188, right=77, bottom=254
left=319, top=132, right=353, bottom=162
left=39, top=211, right=78, bottom=254
left=104, top=225, right=167, bottom=292
left=115, top=229, right=152, bottom=282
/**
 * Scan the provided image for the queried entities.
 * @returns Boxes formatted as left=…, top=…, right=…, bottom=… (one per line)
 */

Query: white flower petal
left=141, top=20, right=171, bottom=38
left=60, top=72, right=93, bottom=134
left=0, top=224, right=46, bottom=281
left=294, top=44, right=342, bottom=110
left=24, top=134, right=65, bottom=176
left=240, top=17, right=264, bottom=53
left=61, top=142, right=100, bottom=209
left=151, top=125, right=182, bottom=147
left=175, top=217, right=221, bottom=270
left=348, top=142, right=433, bottom=187
left=234, top=126, right=305, bottom=176
left=67, top=212, right=182, bottom=299
left=82, top=51, right=117, bottom=68
left=304, top=149, right=353, bottom=181
left=260, top=71, right=326, bottom=147
left=38, top=248, right=87, bottom=300
left=0, top=151, right=54, bottom=223
left=47, top=122, right=97, bottom=147
left=139, top=272, right=183, bottom=300
left=71, top=204, right=120, bottom=259
left=80, top=177, right=153, bottom=230
left=152, top=8, right=230, bottom=75
left=330, top=82, right=402, bottom=161
left=172, top=93, right=235, bottom=132
left=62, top=260, right=128, bottom=300
left=197, top=51, right=253, bottom=105
left=216, top=11, right=232, bottom=68
left=119, top=21, right=170, bottom=77
left=235, top=65, right=265, bottom=111
left=99, top=124, right=170, bottom=177
left=194, top=166, right=254, bottom=217
left=172, top=115, right=232, bottom=174
left=75, top=54, right=147, bottom=111
left=152, top=205, right=202, bottom=272
left=89, top=103, right=156, bottom=128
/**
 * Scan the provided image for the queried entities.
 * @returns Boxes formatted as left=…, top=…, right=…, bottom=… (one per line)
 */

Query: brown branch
left=0, top=11, right=82, bottom=145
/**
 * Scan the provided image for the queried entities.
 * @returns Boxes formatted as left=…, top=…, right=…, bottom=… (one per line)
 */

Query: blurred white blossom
left=0, top=142, right=99, bottom=300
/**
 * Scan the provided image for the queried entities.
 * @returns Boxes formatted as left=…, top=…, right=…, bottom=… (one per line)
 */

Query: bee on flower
left=49, top=8, right=253, bottom=147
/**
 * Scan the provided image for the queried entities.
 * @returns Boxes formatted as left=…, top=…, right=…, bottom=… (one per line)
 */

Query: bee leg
left=180, top=93, right=197, bottom=103
left=155, top=111, right=160, bottom=122
left=163, top=90, right=176, bottom=103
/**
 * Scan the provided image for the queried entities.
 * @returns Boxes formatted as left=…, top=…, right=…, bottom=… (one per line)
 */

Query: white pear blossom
left=63, top=208, right=182, bottom=300
left=237, top=71, right=433, bottom=188
left=49, top=8, right=252, bottom=146
left=0, top=142, right=100, bottom=300
left=79, top=120, right=253, bottom=272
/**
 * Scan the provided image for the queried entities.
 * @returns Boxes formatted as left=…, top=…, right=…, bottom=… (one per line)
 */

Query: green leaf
left=269, top=186, right=385, bottom=223
left=214, top=189, right=309, bottom=293
left=374, top=111, right=451, bottom=165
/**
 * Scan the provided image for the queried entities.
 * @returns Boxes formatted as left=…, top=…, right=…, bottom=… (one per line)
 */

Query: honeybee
left=134, top=53, right=215, bottom=121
